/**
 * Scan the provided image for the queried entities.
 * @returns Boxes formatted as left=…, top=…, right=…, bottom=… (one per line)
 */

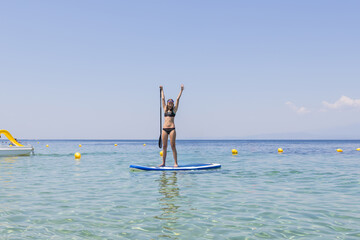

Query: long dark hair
left=165, top=99, right=174, bottom=112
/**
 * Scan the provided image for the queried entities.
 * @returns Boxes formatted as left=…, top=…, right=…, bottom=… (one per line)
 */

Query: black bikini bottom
left=163, top=128, right=175, bottom=134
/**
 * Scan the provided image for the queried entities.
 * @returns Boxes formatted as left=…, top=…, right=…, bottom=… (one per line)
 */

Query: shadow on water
left=154, top=172, right=181, bottom=239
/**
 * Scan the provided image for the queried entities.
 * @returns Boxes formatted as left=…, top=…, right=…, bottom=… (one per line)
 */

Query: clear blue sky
left=1, top=1, right=360, bottom=139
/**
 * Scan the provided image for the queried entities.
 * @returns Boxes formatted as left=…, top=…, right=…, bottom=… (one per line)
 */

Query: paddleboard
left=129, top=163, right=221, bottom=171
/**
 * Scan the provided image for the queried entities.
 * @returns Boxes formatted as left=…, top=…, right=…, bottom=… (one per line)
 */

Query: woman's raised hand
left=181, top=84, right=184, bottom=91
left=160, top=85, right=163, bottom=90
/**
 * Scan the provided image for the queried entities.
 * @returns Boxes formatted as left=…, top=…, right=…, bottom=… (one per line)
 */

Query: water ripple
left=1, top=140, right=360, bottom=239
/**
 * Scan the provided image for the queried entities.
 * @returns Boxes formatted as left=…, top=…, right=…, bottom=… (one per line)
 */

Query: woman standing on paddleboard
left=159, top=84, right=184, bottom=167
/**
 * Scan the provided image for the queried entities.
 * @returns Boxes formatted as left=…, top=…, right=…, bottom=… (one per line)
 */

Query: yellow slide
left=0, top=129, right=25, bottom=147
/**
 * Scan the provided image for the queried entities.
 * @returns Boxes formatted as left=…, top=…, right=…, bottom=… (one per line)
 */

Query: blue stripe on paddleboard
left=129, top=163, right=221, bottom=171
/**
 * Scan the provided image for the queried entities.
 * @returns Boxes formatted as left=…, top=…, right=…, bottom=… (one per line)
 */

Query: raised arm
left=174, top=84, right=184, bottom=113
left=160, top=86, right=166, bottom=109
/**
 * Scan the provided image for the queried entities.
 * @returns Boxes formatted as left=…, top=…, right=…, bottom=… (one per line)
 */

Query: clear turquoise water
left=1, top=140, right=360, bottom=239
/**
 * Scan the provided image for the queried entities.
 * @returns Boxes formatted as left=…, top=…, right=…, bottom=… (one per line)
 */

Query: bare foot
left=174, top=164, right=178, bottom=167
left=158, top=164, right=165, bottom=167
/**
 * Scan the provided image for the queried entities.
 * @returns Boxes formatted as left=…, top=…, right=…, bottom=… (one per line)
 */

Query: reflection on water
left=0, top=157, right=18, bottom=186
left=155, top=172, right=181, bottom=239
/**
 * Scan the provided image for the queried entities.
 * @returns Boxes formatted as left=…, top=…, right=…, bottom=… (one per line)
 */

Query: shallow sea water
left=0, top=140, right=360, bottom=239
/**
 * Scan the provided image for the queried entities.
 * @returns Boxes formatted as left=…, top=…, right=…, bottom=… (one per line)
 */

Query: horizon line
left=12, top=138, right=360, bottom=141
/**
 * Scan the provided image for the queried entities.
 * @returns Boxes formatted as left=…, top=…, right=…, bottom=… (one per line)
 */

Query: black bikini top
left=164, top=110, right=176, bottom=117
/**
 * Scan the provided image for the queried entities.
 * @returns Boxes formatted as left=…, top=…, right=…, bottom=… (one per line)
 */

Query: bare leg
left=169, top=130, right=178, bottom=167
left=159, top=130, right=168, bottom=167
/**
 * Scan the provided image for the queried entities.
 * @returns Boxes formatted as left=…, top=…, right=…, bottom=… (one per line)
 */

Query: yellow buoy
left=278, top=148, right=283, bottom=153
left=231, top=149, right=238, bottom=155
left=46, top=144, right=49, bottom=147
left=337, top=149, right=343, bottom=152
left=356, top=148, right=360, bottom=151
left=79, top=144, right=82, bottom=147
left=160, top=151, right=163, bottom=156
left=9, top=144, right=13, bottom=147
left=114, top=144, right=118, bottom=146
left=143, top=144, right=146, bottom=146
left=74, top=152, right=81, bottom=159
